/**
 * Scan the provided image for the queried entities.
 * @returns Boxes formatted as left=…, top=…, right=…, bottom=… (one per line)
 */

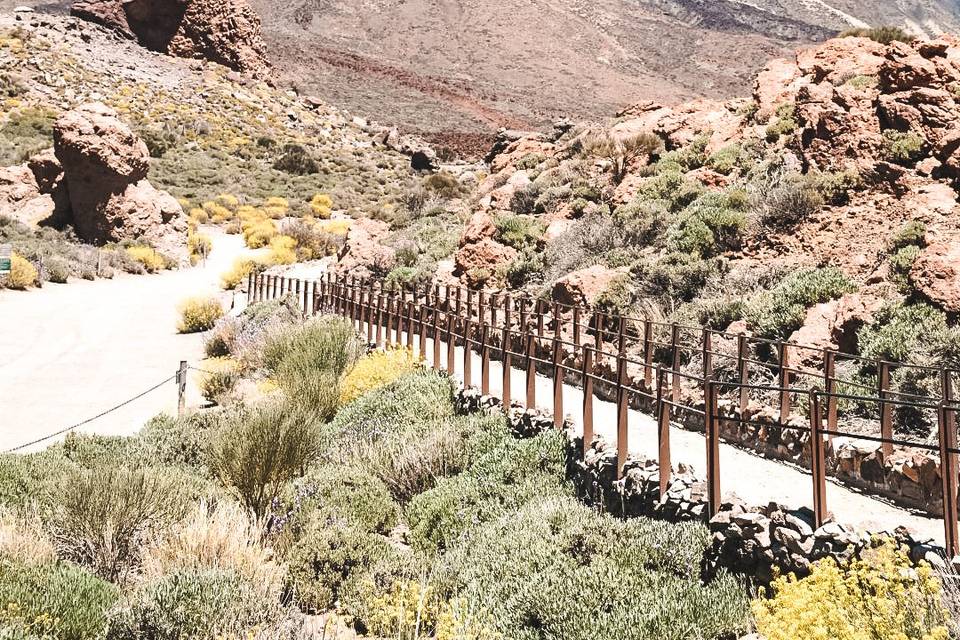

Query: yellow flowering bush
left=198, top=357, right=241, bottom=404
left=189, top=207, right=209, bottom=224
left=752, top=540, right=949, bottom=640
left=215, top=193, right=240, bottom=208
left=4, top=254, right=37, bottom=289
left=220, top=257, right=261, bottom=290
left=126, top=246, right=166, bottom=273
left=242, top=219, right=277, bottom=249
left=188, top=232, right=212, bottom=265
left=177, top=297, right=224, bottom=334
left=263, top=197, right=289, bottom=219
left=203, top=201, right=234, bottom=224
left=317, top=219, right=352, bottom=236
left=266, top=235, right=297, bottom=265
left=310, top=193, right=333, bottom=219
left=364, top=580, right=500, bottom=640
left=340, top=347, right=420, bottom=405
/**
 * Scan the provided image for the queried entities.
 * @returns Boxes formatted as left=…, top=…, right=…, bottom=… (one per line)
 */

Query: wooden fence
left=249, top=272, right=960, bottom=555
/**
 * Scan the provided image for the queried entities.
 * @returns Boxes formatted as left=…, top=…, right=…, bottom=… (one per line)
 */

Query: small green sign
left=0, top=244, right=10, bottom=275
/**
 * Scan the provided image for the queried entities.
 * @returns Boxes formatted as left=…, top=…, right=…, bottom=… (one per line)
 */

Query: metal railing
left=250, top=272, right=960, bottom=555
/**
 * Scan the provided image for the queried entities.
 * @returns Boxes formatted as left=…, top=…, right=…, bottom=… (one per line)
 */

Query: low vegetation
left=177, top=297, right=224, bottom=334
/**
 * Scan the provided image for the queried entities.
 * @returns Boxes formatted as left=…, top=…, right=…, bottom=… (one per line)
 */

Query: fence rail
left=250, top=272, right=960, bottom=555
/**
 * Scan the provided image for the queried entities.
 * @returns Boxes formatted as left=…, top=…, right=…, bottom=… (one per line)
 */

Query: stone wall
left=453, top=386, right=951, bottom=586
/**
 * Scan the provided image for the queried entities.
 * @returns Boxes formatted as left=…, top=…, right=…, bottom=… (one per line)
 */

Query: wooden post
left=594, top=312, right=603, bottom=351
left=810, top=393, right=828, bottom=528
left=446, top=304, right=456, bottom=377
left=879, top=361, right=893, bottom=458
left=418, top=302, right=427, bottom=359
left=432, top=287, right=442, bottom=370
left=375, top=288, right=384, bottom=347
left=463, top=309, right=473, bottom=388
left=552, top=336, right=563, bottom=429
left=526, top=333, right=537, bottom=409
left=573, top=307, right=582, bottom=347
left=779, top=343, right=792, bottom=422
left=406, top=298, right=416, bottom=351
left=616, top=352, right=629, bottom=479
left=177, top=360, right=188, bottom=416
left=537, top=300, right=545, bottom=338
left=503, top=295, right=513, bottom=410
left=940, top=369, right=959, bottom=557
left=738, top=335, right=749, bottom=415
left=582, top=346, right=594, bottom=455
left=824, top=351, right=838, bottom=437
left=656, top=368, right=671, bottom=496
left=643, top=320, right=654, bottom=387
left=481, top=324, right=491, bottom=395
left=670, top=324, right=681, bottom=404
left=705, top=379, right=721, bottom=516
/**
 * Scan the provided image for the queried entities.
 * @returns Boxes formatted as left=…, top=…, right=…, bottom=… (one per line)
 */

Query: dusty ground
left=0, top=229, right=250, bottom=453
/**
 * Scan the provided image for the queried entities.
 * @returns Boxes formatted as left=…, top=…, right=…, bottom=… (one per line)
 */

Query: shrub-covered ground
left=0, top=305, right=753, bottom=639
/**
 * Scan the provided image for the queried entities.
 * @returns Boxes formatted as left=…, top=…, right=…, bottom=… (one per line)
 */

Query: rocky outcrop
left=552, top=265, right=626, bottom=308
left=787, top=293, right=884, bottom=367
left=378, top=128, right=439, bottom=172
left=0, top=164, right=56, bottom=226
left=910, top=241, right=960, bottom=312
left=335, top=218, right=396, bottom=280
left=71, top=0, right=270, bottom=79
left=453, top=210, right=517, bottom=286
left=612, top=99, right=743, bottom=153
left=52, top=103, right=186, bottom=255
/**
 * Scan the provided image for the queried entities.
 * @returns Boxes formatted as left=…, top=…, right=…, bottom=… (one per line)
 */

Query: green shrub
left=273, top=143, right=319, bottom=175
left=858, top=302, right=949, bottom=364
left=423, top=171, right=466, bottom=199
left=406, top=429, right=568, bottom=552
left=754, top=173, right=824, bottom=228
left=883, top=129, right=926, bottom=164
left=509, top=184, right=539, bottom=214
left=287, top=516, right=393, bottom=612
left=667, top=200, right=747, bottom=258
left=890, top=244, right=921, bottom=293
left=0, top=558, right=117, bottom=640
left=813, top=170, right=862, bottom=206
left=841, top=26, right=913, bottom=44
left=287, top=464, right=398, bottom=535
left=50, top=465, right=189, bottom=582
left=706, top=144, right=742, bottom=174
left=493, top=213, right=545, bottom=251
left=585, top=131, right=662, bottom=183
left=633, top=253, right=727, bottom=302
left=890, top=220, right=927, bottom=251
left=505, top=248, right=545, bottom=288
left=207, top=402, right=325, bottom=519
left=440, top=497, right=750, bottom=640
left=845, top=74, right=879, bottom=90
left=106, top=568, right=293, bottom=639
left=44, top=256, right=71, bottom=283
left=765, top=104, right=798, bottom=141
left=746, top=267, right=856, bottom=340
left=137, top=412, right=220, bottom=471
left=263, top=316, right=363, bottom=413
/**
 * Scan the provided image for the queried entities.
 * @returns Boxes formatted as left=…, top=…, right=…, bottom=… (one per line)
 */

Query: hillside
left=6, top=0, right=960, bottom=155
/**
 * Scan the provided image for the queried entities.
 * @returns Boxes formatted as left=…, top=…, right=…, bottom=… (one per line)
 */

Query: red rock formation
left=71, top=0, right=270, bottom=79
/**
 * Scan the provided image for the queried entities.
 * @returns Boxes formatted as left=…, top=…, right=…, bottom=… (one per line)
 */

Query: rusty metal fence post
left=502, top=295, right=513, bottom=410
left=616, top=352, right=629, bottom=478
left=705, top=378, right=721, bottom=516
left=582, top=346, right=594, bottom=455
left=525, top=333, right=537, bottom=409
left=879, top=361, right=893, bottom=458
left=656, top=367, right=671, bottom=496
left=810, top=392, right=828, bottom=528
left=940, top=368, right=959, bottom=557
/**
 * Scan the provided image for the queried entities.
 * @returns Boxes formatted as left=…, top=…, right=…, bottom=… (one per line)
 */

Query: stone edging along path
left=452, top=386, right=955, bottom=584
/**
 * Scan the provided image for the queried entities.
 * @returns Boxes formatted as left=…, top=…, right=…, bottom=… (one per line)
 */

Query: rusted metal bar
left=463, top=310, right=473, bottom=388
left=702, top=328, right=713, bottom=384
left=526, top=333, right=537, bottom=409
left=278, top=276, right=286, bottom=298
left=643, top=320, right=653, bottom=387
left=418, top=301, right=427, bottom=359
left=573, top=307, right=582, bottom=347
left=617, top=316, right=626, bottom=355
left=582, top=346, right=594, bottom=455
left=779, top=343, right=791, bottom=422
left=481, top=323, right=491, bottom=395
left=537, top=300, right=545, bottom=338
left=432, top=286, right=441, bottom=370
left=594, top=312, right=604, bottom=351
left=617, top=352, right=629, bottom=479
left=385, top=288, right=395, bottom=347
left=519, top=297, right=529, bottom=338
left=940, top=369, right=959, bottom=557
left=552, top=337, right=564, bottom=429
left=810, top=393, right=828, bottom=528
left=657, top=368, right=671, bottom=496
left=705, top=378, right=721, bottom=517
left=825, top=351, right=838, bottom=438
left=671, top=324, right=681, bottom=404
left=502, top=295, right=513, bottom=410
left=446, top=309, right=456, bottom=376
left=375, top=288, right=384, bottom=348
left=879, top=361, right=893, bottom=458
left=738, top=335, right=749, bottom=415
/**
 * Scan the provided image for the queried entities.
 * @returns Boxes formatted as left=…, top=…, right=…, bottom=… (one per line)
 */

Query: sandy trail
left=0, top=228, right=248, bottom=453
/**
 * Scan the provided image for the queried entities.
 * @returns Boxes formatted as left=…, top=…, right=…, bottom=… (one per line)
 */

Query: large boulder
left=551, top=265, right=627, bottom=308
left=0, top=164, right=56, bottom=226
left=53, top=103, right=186, bottom=253
left=910, top=241, right=960, bottom=312
left=453, top=238, right=516, bottom=287
left=71, top=0, right=270, bottom=79
left=788, top=293, right=884, bottom=368
left=335, top=218, right=396, bottom=280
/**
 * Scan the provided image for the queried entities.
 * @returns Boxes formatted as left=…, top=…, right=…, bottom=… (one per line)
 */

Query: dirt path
left=409, top=331, right=948, bottom=545
left=0, top=228, right=249, bottom=453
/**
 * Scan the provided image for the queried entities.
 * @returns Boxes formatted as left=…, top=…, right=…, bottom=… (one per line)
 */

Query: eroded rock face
left=71, top=0, right=270, bottom=79
left=0, top=164, right=55, bottom=226
left=53, top=103, right=186, bottom=254
left=911, top=241, right=960, bottom=312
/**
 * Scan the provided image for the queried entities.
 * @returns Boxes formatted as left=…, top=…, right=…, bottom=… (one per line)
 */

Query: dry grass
left=0, top=507, right=54, bottom=563
left=140, top=500, right=284, bottom=591
left=177, top=296, right=224, bottom=334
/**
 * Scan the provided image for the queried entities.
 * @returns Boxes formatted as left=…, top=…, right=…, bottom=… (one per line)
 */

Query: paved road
left=392, top=327, right=949, bottom=545
left=0, top=229, right=248, bottom=453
